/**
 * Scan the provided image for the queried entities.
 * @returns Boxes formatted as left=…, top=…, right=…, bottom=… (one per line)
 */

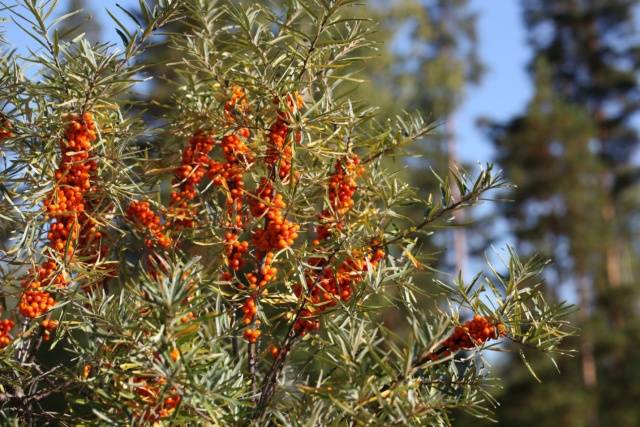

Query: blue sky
left=3, top=1, right=533, bottom=165
left=456, top=0, right=532, bottom=163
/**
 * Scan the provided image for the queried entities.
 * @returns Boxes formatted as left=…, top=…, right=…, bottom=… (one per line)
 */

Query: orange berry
left=269, top=345, right=279, bottom=358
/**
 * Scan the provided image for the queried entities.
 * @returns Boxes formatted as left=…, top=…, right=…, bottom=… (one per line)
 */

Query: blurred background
left=4, top=1, right=640, bottom=425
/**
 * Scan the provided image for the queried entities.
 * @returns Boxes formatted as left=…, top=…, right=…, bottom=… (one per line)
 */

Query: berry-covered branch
left=0, top=1, right=574, bottom=424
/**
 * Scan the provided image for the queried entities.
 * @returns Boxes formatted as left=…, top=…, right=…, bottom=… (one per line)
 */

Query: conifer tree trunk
left=603, top=202, right=621, bottom=288
left=577, top=274, right=599, bottom=427
left=447, top=116, right=467, bottom=273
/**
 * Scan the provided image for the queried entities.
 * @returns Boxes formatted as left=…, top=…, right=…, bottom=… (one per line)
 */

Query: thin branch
left=383, top=186, right=485, bottom=247
left=296, top=4, right=331, bottom=82
left=252, top=242, right=345, bottom=421
left=248, top=341, right=257, bottom=402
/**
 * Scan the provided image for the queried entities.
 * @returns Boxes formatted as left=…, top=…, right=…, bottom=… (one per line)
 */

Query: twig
left=296, top=4, right=331, bottom=82
left=362, top=123, right=437, bottom=165
left=249, top=341, right=258, bottom=402
left=383, top=189, right=484, bottom=247
left=252, top=243, right=344, bottom=421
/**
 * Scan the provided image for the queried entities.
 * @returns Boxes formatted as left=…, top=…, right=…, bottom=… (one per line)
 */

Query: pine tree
left=461, top=1, right=640, bottom=426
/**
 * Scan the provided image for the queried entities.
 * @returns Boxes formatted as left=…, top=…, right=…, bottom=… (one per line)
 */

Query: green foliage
left=0, top=1, right=572, bottom=425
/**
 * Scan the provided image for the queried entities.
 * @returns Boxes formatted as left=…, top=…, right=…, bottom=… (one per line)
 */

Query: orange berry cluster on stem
left=242, top=183, right=299, bottom=341
left=20, top=113, right=101, bottom=319
left=243, top=179, right=299, bottom=342
left=315, top=155, right=364, bottom=243
left=223, top=232, right=249, bottom=276
left=0, top=318, right=15, bottom=348
left=169, top=88, right=252, bottom=229
left=19, top=288, right=56, bottom=319
left=245, top=251, right=277, bottom=289
left=241, top=296, right=257, bottom=329
left=328, top=155, right=364, bottom=216
left=431, top=315, right=507, bottom=360
left=241, top=252, right=277, bottom=343
left=41, top=319, right=58, bottom=342
left=266, top=93, right=304, bottom=181
left=294, top=245, right=384, bottom=335
left=251, top=190, right=299, bottom=253
left=180, top=311, right=195, bottom=324
left=224, top=85, right=249, bottom=122
left=293, top=153, right=382, bottom=335
left=47, top=114, right=103, bottom=257
left=0, top=119, right=13, bottom=140
left=240, top=94, right=302, bottom=342
left=209, top=85, right=254, bottom=228
left=127, top=201, right=172, bottom=250
left=209, top=131, right=253, bottom=228
left=212, top=89, right=255, bottom=307
left=249, top=178, right=281, bottom=218
left=169, top=131, right=215, bottom=228
left=266, top=117, right=293, bottom=181
left=243, top=326, right=261, bottom=343
left=132, top=376, right=181, bottom=421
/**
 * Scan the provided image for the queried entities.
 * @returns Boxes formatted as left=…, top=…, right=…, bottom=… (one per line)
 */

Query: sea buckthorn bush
left=0, top=1, right=573, bottom=425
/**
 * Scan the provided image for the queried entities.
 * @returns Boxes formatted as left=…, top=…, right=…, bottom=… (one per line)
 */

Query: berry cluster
left=40, top=319, right=58, bottom=342
left=251, top=187, right=299, bottom=253
left=224, top=85, right=249, bottom=122
left=19, top=288, right=57, bottom=319
left=169, top=131, right=215, bottom=228
left=240, top=252, right=277, bottom=341
left=209, top=85, right=254, bottom=229
left=294, top=155, right=384, bottom=335
left=266, top=116, right=292, bottom=181
left=242, top=317, right=262, bottom=343
left=0, top=119, right=13, bottom=140
left=180, top=311, right=195, bottom=324
left=245, top=251, right=276, bottom=290
left=328, top=156, right=364, bottom=216
left=46, top=114, right=103, bottom=257
left=167, top=88, right=251, bottom=231
left=217, top=88, right=264, bottom=342
left=294, top=245, right=384, bottom=334
left=0, top=318, right=15, bottom=348
left=20, top=114, right=100, bottom=319
left=209, top=131, right=253, bottom=228
left=132, top=376, right=181, bottom=421
left=222, top=232, right=249, bottom=279
left=430, top=315, right=507, bottom=360
left=249, top=178, right=281, bottom=218
left=243, top=179, right=299, bottom=342
left=266, top=93, right=304, bottom=181
left=315, top=155, right=364, bottom=243
left=237, top=96, right=303, bottom=342
left=127, top=201, right=172, bottom=250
